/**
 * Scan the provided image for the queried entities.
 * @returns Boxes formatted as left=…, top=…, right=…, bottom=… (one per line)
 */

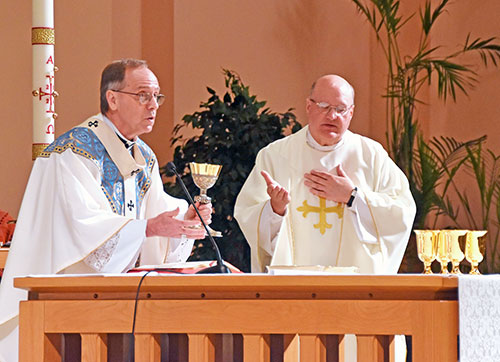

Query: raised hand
left=304, top=164, right=354, bottom=203
left=261, top=170, right=290, bottom=216
left=146, top=207, right=206, bottom=239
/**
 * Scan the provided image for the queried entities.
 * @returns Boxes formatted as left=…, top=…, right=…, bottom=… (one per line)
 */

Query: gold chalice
left=445, top=230, right=468, bottom=274
left=414, top=230, right=437, bottom=274
left=436, top=230, right=452, bottom=274
left=189, top=162, right=223, bottom=237
left=465, top=230, right=487, bottom=275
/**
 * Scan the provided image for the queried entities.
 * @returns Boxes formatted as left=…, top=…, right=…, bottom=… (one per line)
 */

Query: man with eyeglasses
left=235, top=74, right=415, bottom=360
left=0, top=59, right=211, bottom=361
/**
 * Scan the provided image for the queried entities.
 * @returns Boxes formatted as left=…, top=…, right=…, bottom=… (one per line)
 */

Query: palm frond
left=462, top=35, right=500, bottom=67
left=420, top=0, right=450, bottom=36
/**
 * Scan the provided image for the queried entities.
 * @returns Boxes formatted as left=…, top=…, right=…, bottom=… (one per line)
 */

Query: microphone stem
left=173, top=172, right=228, bottom=272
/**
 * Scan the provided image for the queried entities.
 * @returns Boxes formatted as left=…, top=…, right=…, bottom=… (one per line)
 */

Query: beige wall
left=0, top=0, right=142, bottom=217
left=1, top=0, right=499, bottom=219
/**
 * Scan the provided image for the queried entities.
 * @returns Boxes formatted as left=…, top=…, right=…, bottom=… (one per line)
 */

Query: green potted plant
left=351, top=0, right=500, bottom=272
left=163, top=70, right=301, bottom=272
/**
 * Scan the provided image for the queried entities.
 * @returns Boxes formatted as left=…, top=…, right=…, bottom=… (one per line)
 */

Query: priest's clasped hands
left=145, top=202, right=212, bottom=239
left=261, top=164, right=355, bottom=216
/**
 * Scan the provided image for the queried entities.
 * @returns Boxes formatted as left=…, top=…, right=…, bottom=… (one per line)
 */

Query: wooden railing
left=14, top=274, right=458, bottom=361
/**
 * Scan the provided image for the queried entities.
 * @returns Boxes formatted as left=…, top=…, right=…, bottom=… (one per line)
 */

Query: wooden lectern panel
left=243, top=334, right=270, bottom=362
left=299, top=334, right=327, bottom=362
left=356, top=335, right=389, bottom=362
left=135, top=333, right=161, bottom=362
left=81, top=333, right=107, bottom=362
left=15, top=275, right=459, bottom=362
left=188, top=333, right=216, bottom=362
left=19, top=302, right=62, bottom=362
left=283, top=334, right=299, bottom=362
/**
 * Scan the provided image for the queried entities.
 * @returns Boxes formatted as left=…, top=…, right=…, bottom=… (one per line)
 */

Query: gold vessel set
left=415, top=229, right=487, bottom=275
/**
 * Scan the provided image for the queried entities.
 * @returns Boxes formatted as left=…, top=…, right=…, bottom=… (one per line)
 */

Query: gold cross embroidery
left=296, top=197, right=344, bottom=235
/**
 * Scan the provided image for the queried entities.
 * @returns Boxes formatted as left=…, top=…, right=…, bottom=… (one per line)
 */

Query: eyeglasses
left=111, top=89, right=165, bottom=106
left=309, top=98, right=353, bottom=117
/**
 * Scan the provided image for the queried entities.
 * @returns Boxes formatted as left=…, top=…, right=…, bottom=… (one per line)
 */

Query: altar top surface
left=14, top=274, right=458, bottom=301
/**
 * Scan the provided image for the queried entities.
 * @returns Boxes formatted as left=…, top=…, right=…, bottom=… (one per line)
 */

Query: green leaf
left=163, top=69, right=302, bottom=272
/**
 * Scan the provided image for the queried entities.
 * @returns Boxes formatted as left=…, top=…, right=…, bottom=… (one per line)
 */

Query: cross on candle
left=34, top=75, right=56, bottom=114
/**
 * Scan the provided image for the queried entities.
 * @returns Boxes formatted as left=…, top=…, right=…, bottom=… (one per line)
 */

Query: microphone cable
left=128, top=270, right=155, bottom=361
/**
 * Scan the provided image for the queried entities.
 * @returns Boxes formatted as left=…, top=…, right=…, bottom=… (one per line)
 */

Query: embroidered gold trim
left=335, top=205, right=346, bottom=266
left=162, top=238, right=171, bottom=263
left=101, top=186, right=118, bottom=214
left=256, top=203, right=266, bottom=271
left=140, top=158, right=156, bottom=199
left=39, top=142, right=97, bottom=161
left=32, top=28, right=55, bottom=45
left=287, top=207, right=296, bottom=265
left=365, top=200, right=384, bottom=258
left=32, top=143, right=49, bottom=160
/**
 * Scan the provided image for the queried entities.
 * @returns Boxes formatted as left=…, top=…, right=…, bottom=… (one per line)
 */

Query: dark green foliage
left=351, top=0, right=500, bottom=228
left=352, top=0, right=500, bottom=272
left=162, top=70, right=301, bottom=272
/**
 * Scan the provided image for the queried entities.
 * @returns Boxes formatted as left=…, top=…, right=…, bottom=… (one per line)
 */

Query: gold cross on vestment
left=296, top=197, right=344, bottom=235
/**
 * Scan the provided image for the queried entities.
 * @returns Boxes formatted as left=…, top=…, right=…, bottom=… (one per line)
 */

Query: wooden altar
left=14, top=274, right=458, bottom=362
left=0, top=247, right=8, bottom=269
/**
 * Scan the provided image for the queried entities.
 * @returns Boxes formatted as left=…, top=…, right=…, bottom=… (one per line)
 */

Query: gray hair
left=100, top=58, right=148, bottom=114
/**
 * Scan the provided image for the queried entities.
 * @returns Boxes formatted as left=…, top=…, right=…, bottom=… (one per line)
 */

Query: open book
left=127, top=260, right=243, bottom=274
left=266, top=265, right=359, bottom=275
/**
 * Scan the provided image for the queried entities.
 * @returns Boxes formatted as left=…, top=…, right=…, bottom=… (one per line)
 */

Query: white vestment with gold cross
left=235, top=125, right=416, bottom=274
left=235, top=126, right=416, bottom=362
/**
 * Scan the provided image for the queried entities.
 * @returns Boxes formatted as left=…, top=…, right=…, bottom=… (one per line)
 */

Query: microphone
left=166, top=162, right=230, bottom=274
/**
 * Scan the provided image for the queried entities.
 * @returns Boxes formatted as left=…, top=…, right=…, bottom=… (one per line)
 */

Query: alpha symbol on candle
left=46, top=55, right=54, bottom=65
left=35, top=75, right=56, bottom=114
left=46, top=124, right=54, bottom=135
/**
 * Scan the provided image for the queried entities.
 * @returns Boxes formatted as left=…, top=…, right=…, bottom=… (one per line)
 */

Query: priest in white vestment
left=235, top=75, right=416, bottom=361
left=0, top=59, right=211, bottom=362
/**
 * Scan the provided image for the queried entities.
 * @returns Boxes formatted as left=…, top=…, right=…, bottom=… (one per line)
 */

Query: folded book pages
left=128, top=260, right=243, bottom=274
left=266, top=265, right=359, bottom=275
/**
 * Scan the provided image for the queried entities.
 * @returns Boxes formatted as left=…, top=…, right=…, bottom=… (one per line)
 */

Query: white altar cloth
left=459, top=274, right=500, bottom=361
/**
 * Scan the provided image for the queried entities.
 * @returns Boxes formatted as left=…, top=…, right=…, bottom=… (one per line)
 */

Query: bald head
left=310, top=75, right=355, bottom=105
left=305, top=74, right=355, bottom=146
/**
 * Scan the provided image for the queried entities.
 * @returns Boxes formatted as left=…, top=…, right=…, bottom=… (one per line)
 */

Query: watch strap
left=346, top=186, right=358, bottom=207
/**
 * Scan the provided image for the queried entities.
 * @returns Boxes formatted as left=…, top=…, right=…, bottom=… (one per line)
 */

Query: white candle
left=32, top=0, right=56, bottom=160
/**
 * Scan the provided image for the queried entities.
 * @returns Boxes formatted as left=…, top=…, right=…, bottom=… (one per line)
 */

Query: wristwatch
left=346, top=187, right=358, bottom=207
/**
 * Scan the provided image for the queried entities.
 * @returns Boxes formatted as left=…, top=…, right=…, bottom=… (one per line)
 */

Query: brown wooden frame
left=14, top=274, right=458, bottom=361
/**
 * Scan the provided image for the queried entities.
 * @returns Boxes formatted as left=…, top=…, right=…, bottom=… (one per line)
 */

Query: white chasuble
left=235, top=126, right=416, bottom=274
left=235, top=126, right=415, bottom=362
left=0, top=114, right=192, bottom=362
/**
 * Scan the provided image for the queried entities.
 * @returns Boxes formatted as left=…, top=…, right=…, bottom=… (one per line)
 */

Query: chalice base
left=451, top=264, right=462, bottom=274
left=469, top=264, right=481, bottom=275
left=207, top=226, right=222, bottom=238
left=423, top=263, right=433, bottom=274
